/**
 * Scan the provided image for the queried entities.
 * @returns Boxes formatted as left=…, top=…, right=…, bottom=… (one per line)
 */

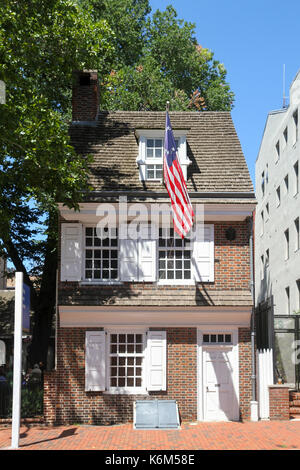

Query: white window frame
left=157, top=227, right=193, bottom=285
left=135, top=129, right=191, bottom=181
left=105, top=328, right=148, bottom=395
left=82, top=225, right=120, bottom=284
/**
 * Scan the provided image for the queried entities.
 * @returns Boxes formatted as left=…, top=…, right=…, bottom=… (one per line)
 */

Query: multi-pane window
left=109, top=333, right=144, bottom=389
left=146, top=139, right=163, bottom=159
left=146, top=164, right=163, bottom=180
left=145, top=138, right=179, bottom=181
left=158, top=228, right=191, bottom=280
left=85, top=227, right=118, bottom=280
left=203, top=333, right=232, bottom=344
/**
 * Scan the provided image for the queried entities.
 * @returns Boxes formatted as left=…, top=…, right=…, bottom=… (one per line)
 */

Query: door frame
left=197, top=326, right=240, bottom=421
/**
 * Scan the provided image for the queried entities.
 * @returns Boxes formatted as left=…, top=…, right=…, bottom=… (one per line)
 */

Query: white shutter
left=119, top=238, right=139, bottom=281
left=60, top=223, right=82, bottom=282
left=192, top=224, right=214, bottom=282
left=146, top=331, right=167, bottom=391
left=138, top=224, right=157, bottom=282
left=85, top=331, right=106, bottom=392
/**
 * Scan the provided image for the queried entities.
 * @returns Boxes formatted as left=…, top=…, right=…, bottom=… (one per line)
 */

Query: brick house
left=44, top=70, right=256, bottom=425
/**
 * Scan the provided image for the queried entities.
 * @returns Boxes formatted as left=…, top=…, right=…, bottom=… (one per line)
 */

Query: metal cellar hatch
left=134, top=400, right=180, bottom=429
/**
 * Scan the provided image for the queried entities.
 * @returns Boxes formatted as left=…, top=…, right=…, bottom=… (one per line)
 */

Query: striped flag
left=163, top=111, right=194, bottom=238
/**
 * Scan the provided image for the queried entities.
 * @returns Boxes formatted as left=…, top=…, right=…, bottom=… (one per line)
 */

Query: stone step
left=289, top=407, right=300, bottom=415
left=290, top=392, right=300, bottom=400
left=290, top=414, right=300, bottom=420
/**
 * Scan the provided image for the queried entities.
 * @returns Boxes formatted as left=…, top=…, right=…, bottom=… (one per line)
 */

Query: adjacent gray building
left=255, top=69, right=300, bottom=388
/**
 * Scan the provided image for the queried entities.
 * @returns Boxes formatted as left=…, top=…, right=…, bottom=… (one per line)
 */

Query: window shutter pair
left=119, top=224, right=157, bottom=282
left=85, top=330, right=167, bottom=392
left=192, top=224, right=214, bottom=282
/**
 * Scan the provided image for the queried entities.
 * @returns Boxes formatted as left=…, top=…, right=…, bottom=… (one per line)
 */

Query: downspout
left=249, top=212, right=258, bottom=420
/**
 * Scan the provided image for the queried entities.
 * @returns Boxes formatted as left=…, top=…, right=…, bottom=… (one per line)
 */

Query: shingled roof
left=69, top=111, right=254, bottom=201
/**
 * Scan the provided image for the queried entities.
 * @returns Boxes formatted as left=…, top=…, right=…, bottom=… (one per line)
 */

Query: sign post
left=11, top=272, right=30, bottom=449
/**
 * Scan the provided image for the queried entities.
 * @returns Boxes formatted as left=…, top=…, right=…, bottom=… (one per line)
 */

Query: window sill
left=80, top=280, right=122, bottom=286
left=103, top=389, right=148, bottom=395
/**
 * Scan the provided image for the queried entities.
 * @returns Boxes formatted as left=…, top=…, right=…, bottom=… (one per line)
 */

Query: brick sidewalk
left=1, top=421, right=300, bottom=450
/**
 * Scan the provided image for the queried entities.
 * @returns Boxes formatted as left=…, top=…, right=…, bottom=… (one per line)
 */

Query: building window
left=294, top=161, right=299, bottom=195
left=265, top=248, right=270, bottom=268
left=285, top=287, right=290, bottom=314
left=261, top=254, right=264, bottom=280
left=260, top=210, right=264, bottom=235
left=109, top=332, right=145, bottom=390
left=295, top=217, right=299, bottom=251
left=293, top=109, right=298, bottom=144
left=84, top=227, right=118, bottom=280
left=146, top=138, right=163, bottom=159
left=284, top=174, right=289, bottom=194
left=261, top=171, right=265, bottom=196
left=266, top=202, right=270, bottom=220
left=284, top=228, right=289, bottom=260
left=296, top=280, right=300, bottom=311
left=146, top=164, right=163, bottom=180
left=276, top=186, right=281, bottom=206
left=283, top=126, right=288, bottom=145
left=275, top=140, right=280, bottom=161
left=203, top=333, right=232, bottom=344
left=158, top=227, right=191, bottom=280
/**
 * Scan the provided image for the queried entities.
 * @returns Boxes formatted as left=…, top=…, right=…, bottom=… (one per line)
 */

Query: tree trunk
left=29, top=211, right=58, bottom=367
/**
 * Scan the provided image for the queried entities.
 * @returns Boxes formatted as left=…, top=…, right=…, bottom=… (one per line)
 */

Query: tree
left=82, top=2, right=234, bottom=111
left=0, top=0, right=115, bottom=366
left=0, top=0, right=235, bottom=366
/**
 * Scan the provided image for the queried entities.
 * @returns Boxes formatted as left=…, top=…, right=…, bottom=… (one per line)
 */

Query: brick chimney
left=72, top=70, right=100, bottom=121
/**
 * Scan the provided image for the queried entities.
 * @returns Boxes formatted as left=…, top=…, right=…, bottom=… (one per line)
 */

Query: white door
left=203, top=347, right=237, bottom=421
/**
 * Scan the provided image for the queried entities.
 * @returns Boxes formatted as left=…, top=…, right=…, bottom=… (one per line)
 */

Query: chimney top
left=72, top=70, right=99, bottom=122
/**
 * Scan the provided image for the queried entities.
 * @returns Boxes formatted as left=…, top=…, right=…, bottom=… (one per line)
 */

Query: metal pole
left=11, top=272, right=23, bottom=448
left=249, top=214, right=258, bottom=420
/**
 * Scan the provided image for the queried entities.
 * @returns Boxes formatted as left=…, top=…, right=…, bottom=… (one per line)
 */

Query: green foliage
left=84, top=2, right=235, bottom=111
left=0, top=0, right=115, bottom=270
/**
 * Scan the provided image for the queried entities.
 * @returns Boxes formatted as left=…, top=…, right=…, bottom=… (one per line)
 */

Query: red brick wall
left=238, top=328, right=252, bottom=421
left=72, top=71, right=99, bottom=121
left=269, top=386, right=290, bottom=420
left=58, top=219, right=250, bottom=303
left=44, top=326, right=252, bottom=425
left=44, top=327, right=197, bottom=426
left=214, top=221, right=250, bottom=290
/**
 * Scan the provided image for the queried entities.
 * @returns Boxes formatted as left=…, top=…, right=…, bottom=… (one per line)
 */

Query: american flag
left=163, top=111, right=194, bottom=238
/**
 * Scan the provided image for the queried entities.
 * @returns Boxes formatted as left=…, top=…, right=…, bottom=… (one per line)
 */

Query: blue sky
left=149, top=0, right=300, bottom=188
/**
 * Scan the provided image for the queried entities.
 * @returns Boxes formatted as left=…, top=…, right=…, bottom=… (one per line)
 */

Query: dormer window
left=146, top=139, right=163, bottom=159
left=136, top=130, right=191, bottom=182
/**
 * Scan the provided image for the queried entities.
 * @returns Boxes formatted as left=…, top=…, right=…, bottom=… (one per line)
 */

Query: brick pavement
left=1, top=421, right=300, bottom=450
